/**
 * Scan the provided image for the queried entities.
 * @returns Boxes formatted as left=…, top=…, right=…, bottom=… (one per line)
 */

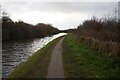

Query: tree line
left=2, top=16, right=60, bottom=41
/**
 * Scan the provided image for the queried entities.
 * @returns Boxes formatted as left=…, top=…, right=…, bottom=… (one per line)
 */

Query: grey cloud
left=0, top=1, right=118, bottom=30
left=1, top=2, right=29, bottom=14
left=1, top=2, right=118, bottom=14
left=25, top=2, right=118, bottom=13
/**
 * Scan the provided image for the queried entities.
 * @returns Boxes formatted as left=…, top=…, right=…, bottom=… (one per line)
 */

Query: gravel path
left=47, top=37, right=65, bottom=78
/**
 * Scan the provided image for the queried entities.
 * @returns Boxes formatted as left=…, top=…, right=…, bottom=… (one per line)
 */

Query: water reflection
left=2, top=33, right=66, bottom=78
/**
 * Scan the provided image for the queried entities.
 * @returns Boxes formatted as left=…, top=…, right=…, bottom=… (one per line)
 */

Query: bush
left=72, top=17, right=120, bottom=57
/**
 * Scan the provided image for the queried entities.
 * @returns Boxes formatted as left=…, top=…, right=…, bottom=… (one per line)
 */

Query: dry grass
left=72, top=17, right=120, bottom=57
left=73, top=34, right=120, bottom=57
left=62, top=33, right=120, bottom=78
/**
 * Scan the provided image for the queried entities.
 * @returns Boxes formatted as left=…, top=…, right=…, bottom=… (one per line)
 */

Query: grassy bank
left=8, top=36, right=64, bottom=78
left=72, top=17, right=120, bottom=57
left=62, top=34, right=120, bottom=78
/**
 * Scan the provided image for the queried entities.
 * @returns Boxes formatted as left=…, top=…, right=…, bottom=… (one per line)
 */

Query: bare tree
left=113, top=8, right=118, bottom=21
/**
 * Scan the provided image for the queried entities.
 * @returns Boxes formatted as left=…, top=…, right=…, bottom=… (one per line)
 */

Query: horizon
left=0, top=0, right=119, bottom=30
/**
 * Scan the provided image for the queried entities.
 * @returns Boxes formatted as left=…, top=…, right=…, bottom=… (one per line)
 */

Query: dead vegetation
left=72, top=17, right=120, bottom=57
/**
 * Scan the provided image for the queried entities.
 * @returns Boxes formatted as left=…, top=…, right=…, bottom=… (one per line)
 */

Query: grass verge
left=8, top=36, right=64, bottom=78
left=62, top=33, right=120, bottom=78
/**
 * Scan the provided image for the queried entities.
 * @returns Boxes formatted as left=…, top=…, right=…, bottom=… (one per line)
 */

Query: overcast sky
left=0, top=0, right=119, bottom=30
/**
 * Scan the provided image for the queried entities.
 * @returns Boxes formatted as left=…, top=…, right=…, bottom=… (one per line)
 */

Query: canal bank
left=2, top=33, right=66, bottom=78
left=62, top=33, right=120, bottom=78
left=7, top=35, right=65, bottom=78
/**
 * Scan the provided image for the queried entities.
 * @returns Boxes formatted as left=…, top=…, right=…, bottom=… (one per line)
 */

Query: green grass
left=62, top=33, right=120, bottom=78
left=8, top=36, right=64, bottom=78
